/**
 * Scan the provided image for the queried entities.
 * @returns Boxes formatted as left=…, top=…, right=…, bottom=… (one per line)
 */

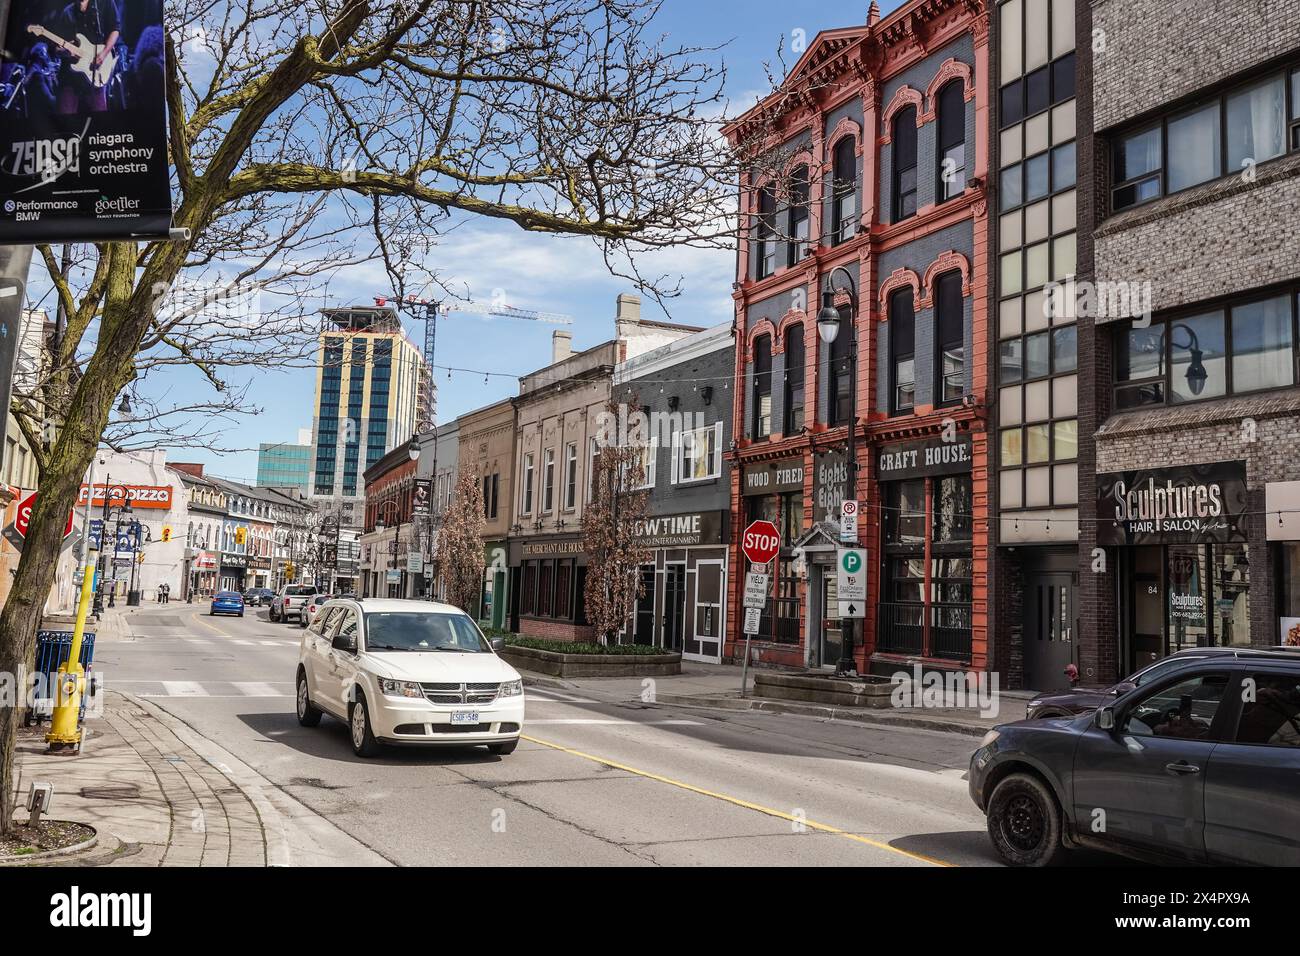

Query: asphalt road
left=96, top=602, right=1004, bottom=867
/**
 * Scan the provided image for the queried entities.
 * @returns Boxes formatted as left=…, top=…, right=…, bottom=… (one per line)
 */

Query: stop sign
left=741, top=519, right=781, bottom=565
left=14, top=492, right=74, bottom=540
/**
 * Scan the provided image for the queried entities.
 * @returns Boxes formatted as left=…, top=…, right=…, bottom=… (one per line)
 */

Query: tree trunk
left=0, top=242, right=140, bottom=836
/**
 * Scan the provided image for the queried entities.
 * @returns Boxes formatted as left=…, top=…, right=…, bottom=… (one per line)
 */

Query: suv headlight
left=978, top=729, right=1000, bottom=750
left=378, top=678, right=423, bottom=699
left=499, top=680, right=523, bottom=697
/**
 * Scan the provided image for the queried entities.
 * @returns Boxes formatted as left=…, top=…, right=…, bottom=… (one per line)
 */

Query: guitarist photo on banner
left=0, top=0, right=172, bottom=242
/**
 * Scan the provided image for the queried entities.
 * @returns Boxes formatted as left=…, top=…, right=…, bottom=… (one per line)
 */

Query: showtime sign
left=78, top=483, right=174, bottom=509
left=741, top=519, right=781, bottom=566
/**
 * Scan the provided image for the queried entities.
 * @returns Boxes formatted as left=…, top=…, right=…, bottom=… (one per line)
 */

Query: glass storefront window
left=1214, top=544, right=1250, bottom=647
left=1281, top=544, right=1300, bottom=646
left=1163, top=543, right=1249, bottom=655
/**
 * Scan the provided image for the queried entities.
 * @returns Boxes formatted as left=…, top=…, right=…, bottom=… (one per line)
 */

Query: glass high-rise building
left=310, top=305, right=429, bottom=526
left=256, top=439, right=312, bottom=492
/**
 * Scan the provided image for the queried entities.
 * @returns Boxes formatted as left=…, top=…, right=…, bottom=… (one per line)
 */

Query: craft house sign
left=877, top=435, right=973, bottom=481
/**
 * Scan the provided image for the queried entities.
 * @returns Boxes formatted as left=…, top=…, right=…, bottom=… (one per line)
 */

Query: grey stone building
left=1074, top=0, right=1300, bottom=683
left=613, top=323, right=734, bottom=662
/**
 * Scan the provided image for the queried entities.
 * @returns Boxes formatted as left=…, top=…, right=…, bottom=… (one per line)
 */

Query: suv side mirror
left=490, top=637, right=505, bottom=653
left=332, top=633, right=357, bottom=653
left=1111, top=681, right=1136, bottom=696
left=1095, top=706, right=1116, bottom=731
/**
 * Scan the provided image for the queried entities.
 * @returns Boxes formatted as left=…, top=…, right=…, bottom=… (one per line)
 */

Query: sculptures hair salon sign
left=1096, top=461, right=1248, bottom=546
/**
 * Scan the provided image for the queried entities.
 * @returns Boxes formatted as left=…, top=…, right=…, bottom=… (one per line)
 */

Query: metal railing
left=876, top=601, right=972, bottom=661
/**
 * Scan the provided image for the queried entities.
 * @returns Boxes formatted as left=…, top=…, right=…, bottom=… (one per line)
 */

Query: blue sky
left=155, top=0, right=897, bottom=484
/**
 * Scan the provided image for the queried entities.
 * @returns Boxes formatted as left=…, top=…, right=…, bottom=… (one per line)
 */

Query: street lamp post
left=92, top=477, right=132, bottom=615
left=817, top=266, right=859, bottom=677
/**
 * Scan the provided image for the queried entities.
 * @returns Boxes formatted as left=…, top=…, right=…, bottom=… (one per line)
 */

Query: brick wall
left=1092, top=0, right=1300, bottom=132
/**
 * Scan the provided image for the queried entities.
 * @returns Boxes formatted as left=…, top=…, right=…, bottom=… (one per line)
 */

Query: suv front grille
left=419, top=682, right=501, bottom=705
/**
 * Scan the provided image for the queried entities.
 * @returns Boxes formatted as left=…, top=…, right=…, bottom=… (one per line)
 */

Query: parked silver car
left=270, top=584, right=318, bottom=623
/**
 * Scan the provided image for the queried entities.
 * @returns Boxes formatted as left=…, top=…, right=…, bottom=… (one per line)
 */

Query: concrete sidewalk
left=9, top=689, right=390, bottom=867
left=519, top=662, right=1034, bottom=736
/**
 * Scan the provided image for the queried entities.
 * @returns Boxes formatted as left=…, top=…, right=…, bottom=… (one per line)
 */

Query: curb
left=0, top=822, right=98, bottom=866
left=521, top=674, right=581, bottom=692
left=648, top=693, right=991, bottom=737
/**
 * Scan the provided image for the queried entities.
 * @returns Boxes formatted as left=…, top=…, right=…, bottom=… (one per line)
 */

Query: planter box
left=501, top=644, right=681, bottom=678
left=753, top=671, right=896, bottom=709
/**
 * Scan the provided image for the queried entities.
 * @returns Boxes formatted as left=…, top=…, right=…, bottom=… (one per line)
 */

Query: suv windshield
left=364, top=612, right=489, bottom=653
left=286, top=586, right=315, bottom=596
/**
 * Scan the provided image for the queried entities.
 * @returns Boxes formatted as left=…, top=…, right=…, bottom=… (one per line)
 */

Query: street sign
left=743, top=606, right=762, bottom=635
left=386, top=569, right=401, bottom=584
left=743, top=572, right=769, bottom=609
left=741, top=519, right=781, bottom=566
left=836, top=547, right=866, bottom=619
left=839, top=499, right=859, bottom=543
left=406, top=553, right=423, bottom=574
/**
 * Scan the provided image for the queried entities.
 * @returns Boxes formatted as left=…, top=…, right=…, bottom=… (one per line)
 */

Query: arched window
left=755, top=186, right=777, bottom=279
left=890, top=287, right=916, bottom=413
left=892, top=107, right=918, bottom=221
left=934, top=270, right=965, bottom=403
left=787, top=165, right=810, bottom=266
left=752, top=335, right=773, bottom=438
left=831, top=138, right=857, bottom=245
left=936, top=81, right=967, bottom=202
left=783, top=324, right=805, bottom=431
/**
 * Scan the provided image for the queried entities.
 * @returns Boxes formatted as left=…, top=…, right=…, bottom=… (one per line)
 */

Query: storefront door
left=685, top=560, right=724, bottom=663
left=663, top=564, right=686, bottom=652
left=633, top=566, right=656, bottom=645
left=819, top=574, right=843, bottom=670
left=1023, top=572, right=1076, bottom=689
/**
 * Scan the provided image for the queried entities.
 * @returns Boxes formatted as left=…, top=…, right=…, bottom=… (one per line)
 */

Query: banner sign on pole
left=0, top=0, right=174, bottom=243
left=742, top=606, right=761, bottom=635
left=412, top=479, right=431, bottom=516
left=836, top=547, right=866, bottom=619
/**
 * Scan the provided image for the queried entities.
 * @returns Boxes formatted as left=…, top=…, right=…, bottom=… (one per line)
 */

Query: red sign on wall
left=78, top=484, right=174, bottom=509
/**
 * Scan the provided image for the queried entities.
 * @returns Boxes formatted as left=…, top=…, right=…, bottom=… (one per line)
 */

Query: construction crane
left=372, top=292, right=574, bottom=430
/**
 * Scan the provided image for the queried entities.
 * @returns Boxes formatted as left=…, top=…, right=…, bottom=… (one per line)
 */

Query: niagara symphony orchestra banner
left=0, top=0, right=173, bottom=241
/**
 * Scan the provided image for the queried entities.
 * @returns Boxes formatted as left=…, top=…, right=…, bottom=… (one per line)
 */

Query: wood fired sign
left=1096, top=461, right=1248, bottom=546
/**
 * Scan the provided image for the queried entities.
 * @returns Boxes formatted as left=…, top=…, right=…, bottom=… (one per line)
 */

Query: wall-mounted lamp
left=700, top=386, right=714, bottom=406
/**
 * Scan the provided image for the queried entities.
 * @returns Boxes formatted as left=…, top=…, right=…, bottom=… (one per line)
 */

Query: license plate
left=450, top=711, right=479, bottom=725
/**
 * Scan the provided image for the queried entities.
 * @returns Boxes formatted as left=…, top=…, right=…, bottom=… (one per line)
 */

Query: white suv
left=295, top=598, right=525, bottom=757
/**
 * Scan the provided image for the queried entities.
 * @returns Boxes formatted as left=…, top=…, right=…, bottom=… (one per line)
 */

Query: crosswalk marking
left=232, top=682, right=281, bottom=697
left=526, top=718, right=702, bottom=726
left=161, top=681, right=208, bottom=697
left=526, top=688, right=598, bottom=704
left=184, top=639, right=212, bottom=645
left=232, top=639, right=256, bottom=646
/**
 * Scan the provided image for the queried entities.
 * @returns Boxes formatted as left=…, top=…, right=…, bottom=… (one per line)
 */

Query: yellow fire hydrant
left=47, top=548, right=98, bottom=752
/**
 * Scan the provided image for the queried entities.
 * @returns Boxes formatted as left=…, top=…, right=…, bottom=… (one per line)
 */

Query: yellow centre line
left=191, top=611, right=229, bottom=636
left=521, top=734, right=955, bottom=867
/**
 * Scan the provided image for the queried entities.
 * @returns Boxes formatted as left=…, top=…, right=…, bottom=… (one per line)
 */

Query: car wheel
left=208, top=610, right=214, bottom=616
left=296, top=671, right=322, bottom=727
left=349, top=692, right=381, bottom=757
left=488, top=739, right=518, bottom=756
left=986, top=772, right=1064, bottom=867
left=270, top=608, right=278, bottom=622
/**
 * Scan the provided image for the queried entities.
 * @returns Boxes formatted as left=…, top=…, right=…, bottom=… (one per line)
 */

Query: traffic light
left=235, top=526, right=246, bottom=546
left=161, top=525, right=173, bottom=543
left=285, top=561, right=296, bottom=580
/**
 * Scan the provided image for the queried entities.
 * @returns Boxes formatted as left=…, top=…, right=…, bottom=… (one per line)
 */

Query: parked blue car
left=209, top=591, right=245, bottom=617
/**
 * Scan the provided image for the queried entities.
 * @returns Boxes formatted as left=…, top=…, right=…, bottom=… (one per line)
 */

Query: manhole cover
left=80, top=785, right=141, bottom=800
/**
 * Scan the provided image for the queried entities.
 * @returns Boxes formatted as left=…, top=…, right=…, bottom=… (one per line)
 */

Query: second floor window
left=564, top=442, right=577, bottom=509
left=890, top=287, right=916, bottom=414
left=543, top=449, right=555, bottom=512
left=522, top=454, right=534, bottom=514
left=937, top=80, right=967, bottom=201
left=482, top=472, right=499, bottom=520
left=892, top=108, right=918, bottom=221
left=784, top=324, right=805, bottom=431
left=831, top=138, right=857, bottom=244
left=828, top=306, right=853, bottom=426
left=756, top=186, right=777, bottom=279
left=935, top=271, right=965, bottom=403
left=753, top=335, right=772, bottom=438
left=787, top=165, right=810, bottom=266
left=673, top=424, right=722, bottom=483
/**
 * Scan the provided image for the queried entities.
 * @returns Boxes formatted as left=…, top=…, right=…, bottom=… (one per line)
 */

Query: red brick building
left=722, top=0, right=992, bottom=675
